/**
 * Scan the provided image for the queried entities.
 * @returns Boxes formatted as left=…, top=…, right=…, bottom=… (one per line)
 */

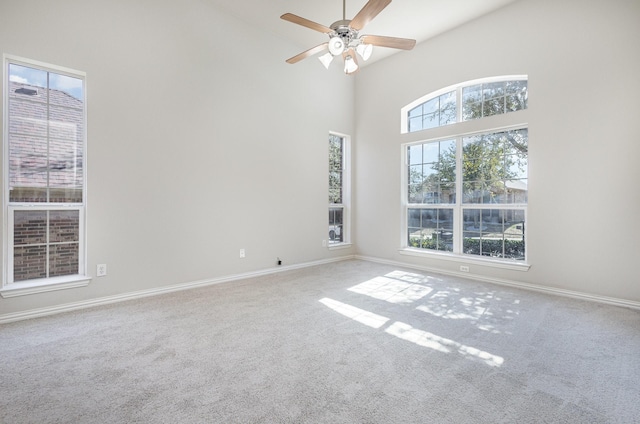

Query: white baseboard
left=2, top=253, right=637, bottom=324
left=0, top=256, right=356, bottom=324
left=356, top=255, right=640, bottom=311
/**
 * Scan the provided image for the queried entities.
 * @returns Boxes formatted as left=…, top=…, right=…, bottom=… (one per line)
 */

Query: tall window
left=329, top=133, right=350, bottom=245
left=403, top=77, right=528, bottom=264
left=3, top=56, right=87, bottom=292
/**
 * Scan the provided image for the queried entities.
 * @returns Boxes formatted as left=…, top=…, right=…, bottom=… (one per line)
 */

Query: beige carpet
left=1, top=259, right=639, bottom=423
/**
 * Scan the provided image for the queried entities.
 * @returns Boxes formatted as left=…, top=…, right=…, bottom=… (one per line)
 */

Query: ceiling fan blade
left=286, top=43, right=329, bottom=64
left=280, top=13, right=333, bottom=34
left=362, top=35, right=416, bottom=50
left=350, top=0, right=392, bottom=31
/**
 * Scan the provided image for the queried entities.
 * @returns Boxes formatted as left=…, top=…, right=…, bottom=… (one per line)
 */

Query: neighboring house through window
left=401, top=76, right=529, bottom=268
left=2, top=55, right=88, bottom=296
left=329, top=132, right=350, bottom=246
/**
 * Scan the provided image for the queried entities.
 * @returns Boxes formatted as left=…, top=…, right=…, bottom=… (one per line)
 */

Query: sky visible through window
left=9, top=63, right=83, bottom=100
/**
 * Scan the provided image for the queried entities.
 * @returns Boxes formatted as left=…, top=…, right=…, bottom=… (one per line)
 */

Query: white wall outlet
left=97, top=264, right=107, bottom=277
left=460, top=265, right=470, bottom=273
left=239, top=248, right=246, bottom=258
left=322, top=240, right=327, bottom=247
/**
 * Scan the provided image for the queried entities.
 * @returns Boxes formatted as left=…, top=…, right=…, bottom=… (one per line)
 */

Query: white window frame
left=400, top=75, right=528, bottom=134
left=328, top=131, right=351, bottom=249
left=1, top=55, right=90, bottom=297
left=399, top=76, right=530, bottom=271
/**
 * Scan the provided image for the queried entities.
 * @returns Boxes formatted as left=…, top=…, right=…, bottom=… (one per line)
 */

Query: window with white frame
left=402, top=77, right=528, bottom=264
left=329, top=133, right=350, bottom=245
left=3, top=56, right=87, bottom=293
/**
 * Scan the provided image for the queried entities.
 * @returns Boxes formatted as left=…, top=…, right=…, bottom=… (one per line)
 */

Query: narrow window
left=3, top=56, right=87, bottom=292
left=329, top=133, right=350, bottom=245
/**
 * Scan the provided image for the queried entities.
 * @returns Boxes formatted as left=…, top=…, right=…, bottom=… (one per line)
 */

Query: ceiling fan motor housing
left=329, top=20, right=359, bottom=54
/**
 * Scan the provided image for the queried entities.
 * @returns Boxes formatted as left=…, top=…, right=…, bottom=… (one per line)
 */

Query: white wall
left=2, top=0, right=639, bottom=319
left=354, top=0, right=640, bottom=302
left=0, top=0, right=355, bottom=315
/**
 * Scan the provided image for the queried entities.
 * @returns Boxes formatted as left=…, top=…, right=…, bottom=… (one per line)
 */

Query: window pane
left=423, top=98, right=439, bottom=114
left=422, top=112, right=438, bottom=130
left=462, top=102, right=482, bottom=120
left=408, top=184, right=422, bottom=204
left=49, top=243, right=79, bottom=277
left=463, top=84, right=482, bottom=103
left=329, top=207, right=343, bottom=243
left=9, top=99, right=48, bottom=137
left=463, top=209, right=525, bottom=260
left=49, top=106, right=84, bottom=140
left=463, top=129, right=528, bottom=205
left=408, top=144, right=422, bottom=165
left=407, top=208, right=453, bottom=252
left=408, top=104, right=422, bottom=118
left=462, top=80, right=527, bottom=121
left=49, top=73, right=84, bottom=105
left=408, top=140, right=457, bottom=205
left=8, top=66, right=84, bottom=205
left=505, top=80, right=528, bottom=112
left=423, top=143, right=439, bottom=163
left=14, top=245, right=47, bottom=282
left=407, top=91, right=456, bottom=132
left=483, top=98, right=505, bottom=117
left=14, top=211, right=47, bottom=245
left=9, top=64, right=47, bottom=89
left=329, top=135, right=343, bottom=205
left=409, top=116, right=423, bottom=132
left=409, top=164, right=423, bottom=185
left=483, top=82, right=505, bottom=100
left=440, top=182, right=456, bottom=203
left=49, top=210, right=79, bottom=243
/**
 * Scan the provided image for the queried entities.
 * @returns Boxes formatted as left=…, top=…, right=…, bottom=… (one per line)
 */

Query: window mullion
left=453, top=136, right=463, bottom=254
left=45, top=210, right=50, bottom=278
left=46, top=71, right=51, bottom=203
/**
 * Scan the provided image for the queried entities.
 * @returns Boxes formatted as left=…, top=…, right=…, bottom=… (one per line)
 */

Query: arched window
left=401, top=76, right=529, bottom=269
left=401, top=76, right=528, bottom=134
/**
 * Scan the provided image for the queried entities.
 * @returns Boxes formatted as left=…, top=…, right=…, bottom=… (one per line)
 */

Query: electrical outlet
left=460, top=265, right=470, bottom=273
left=322, top=240, right=327, bottom=247
left=97, top=264, right=107, bottom=277
left=239, top=248, right=245, bottom=258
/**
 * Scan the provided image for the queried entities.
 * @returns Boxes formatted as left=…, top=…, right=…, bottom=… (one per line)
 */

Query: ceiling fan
left=281, top=0, right=416, bottom=74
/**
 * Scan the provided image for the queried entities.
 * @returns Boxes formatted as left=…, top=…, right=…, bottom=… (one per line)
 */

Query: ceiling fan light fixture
left=328, top=36, right=346, bottom=56
left=344, top=55, right=358, bottom=74
left=318, top=52, right=334, bottom=69
left=356, top=43, right=373, bottom=61
left=281, top=0, right=416, bottom=75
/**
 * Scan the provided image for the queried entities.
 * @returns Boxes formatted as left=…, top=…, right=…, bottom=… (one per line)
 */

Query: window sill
left=0, top=275, right=91, bottom=298
left=398, top=248, right=530, bottom=272
left=328, top=242, right=353, bottom=251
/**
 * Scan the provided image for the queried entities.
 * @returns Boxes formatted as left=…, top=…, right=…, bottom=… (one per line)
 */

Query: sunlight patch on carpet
left=319, top=298, right=390, bottom=329
left=348, top=275, right=433, bottom=304
left=385, top=321, right=504, bottom=367
left=319, top=297, right=504, bottom=367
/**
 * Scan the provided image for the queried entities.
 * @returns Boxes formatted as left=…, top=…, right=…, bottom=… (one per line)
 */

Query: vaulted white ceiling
left=207, top=0, right=518, bottom=64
